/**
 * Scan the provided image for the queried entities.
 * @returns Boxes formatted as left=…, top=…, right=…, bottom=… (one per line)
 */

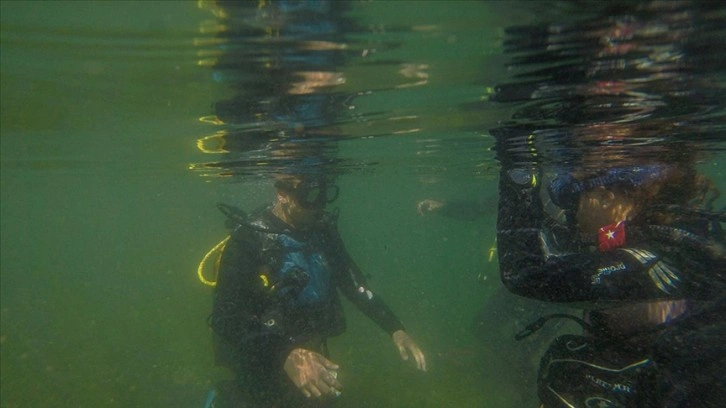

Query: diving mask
left=275, top=177, right=339, bottom=210
left=548, top=165, right=666, bottom=210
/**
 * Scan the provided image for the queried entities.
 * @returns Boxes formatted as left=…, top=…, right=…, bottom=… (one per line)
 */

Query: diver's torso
left=248, top=212, right=347, bottom=341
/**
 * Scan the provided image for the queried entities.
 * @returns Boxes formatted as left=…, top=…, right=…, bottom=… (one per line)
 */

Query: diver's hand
left=392, top=330, right=427, bottom=372
left=417, top=199, right=445, bottom=216
left=284, top=348, right=343, bottom=398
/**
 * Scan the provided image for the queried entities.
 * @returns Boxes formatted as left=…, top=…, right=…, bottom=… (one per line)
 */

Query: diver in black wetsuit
left=487, top=1, right=726, bottom=405
left=208, top=174, right=426, bottom=408
left=495, top=135, right=726, bottom=407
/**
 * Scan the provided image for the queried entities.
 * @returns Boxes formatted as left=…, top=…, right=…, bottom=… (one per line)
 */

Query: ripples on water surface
left=1, top=1, right=724, bottom=407
left=190, top=0, right=507, bottom=181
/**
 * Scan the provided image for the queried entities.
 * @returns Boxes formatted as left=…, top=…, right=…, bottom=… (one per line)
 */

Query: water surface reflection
left=1, top=1, right=724, bottom=407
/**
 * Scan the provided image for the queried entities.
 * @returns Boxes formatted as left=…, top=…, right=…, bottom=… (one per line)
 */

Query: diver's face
left=276, top=176, right=337, bottom=214
left=576, top=186, right=635, bottom=236
left=576, top=187, right=615, bottom=235
left=285, top=193, right=321, bottom=225
left=277, top=182, right=323, bottom=227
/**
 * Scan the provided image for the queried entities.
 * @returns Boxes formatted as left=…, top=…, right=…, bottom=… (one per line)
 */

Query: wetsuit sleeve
left=327, top=226, right=405, bottom=335
left=209, top=226, right=288, bottom=369
left=496, top=167, right=722, bottom=303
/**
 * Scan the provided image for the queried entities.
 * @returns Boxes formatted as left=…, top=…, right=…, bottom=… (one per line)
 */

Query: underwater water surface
left=1, top=1, right=724, bottom=407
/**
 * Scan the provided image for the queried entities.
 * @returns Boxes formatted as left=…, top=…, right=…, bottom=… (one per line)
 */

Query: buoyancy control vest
left=232, top=204, right=348, bottom=342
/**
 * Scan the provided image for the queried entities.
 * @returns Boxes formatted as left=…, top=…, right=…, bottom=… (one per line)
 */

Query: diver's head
left=275, top=175, right=339, bottom=211
left=548, top=165, right=667, bottom=211
left=273, top=174, right=339, bottom=227
left=548, top=165, right=670, bottom=235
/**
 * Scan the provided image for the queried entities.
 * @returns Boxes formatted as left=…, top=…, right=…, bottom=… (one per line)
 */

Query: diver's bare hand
left=392, top=330, right=427, bottom=372
left=284, top=348, right=343, bottom=398
left=417, top=199, right=445, bottom=216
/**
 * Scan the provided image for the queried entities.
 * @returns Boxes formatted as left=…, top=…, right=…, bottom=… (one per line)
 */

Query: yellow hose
left=488, top=238, right=497, bottom=262
left=197, top=235, right=230, bottom=287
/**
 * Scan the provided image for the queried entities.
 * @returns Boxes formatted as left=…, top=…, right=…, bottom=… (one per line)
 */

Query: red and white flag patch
left=598, top=221, right=626, bottom=252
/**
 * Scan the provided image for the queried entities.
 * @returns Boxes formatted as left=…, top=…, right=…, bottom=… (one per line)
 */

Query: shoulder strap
left=217, top=202, right=249, bottom=230
left=217, top=202, right=286, bottom=234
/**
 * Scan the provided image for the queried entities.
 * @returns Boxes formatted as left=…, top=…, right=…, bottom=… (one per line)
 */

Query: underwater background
left=2, top=1, right=724, bottom=407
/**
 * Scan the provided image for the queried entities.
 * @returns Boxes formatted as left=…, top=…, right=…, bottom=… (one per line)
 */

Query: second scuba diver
left=495, top=132, right=726, bottom=407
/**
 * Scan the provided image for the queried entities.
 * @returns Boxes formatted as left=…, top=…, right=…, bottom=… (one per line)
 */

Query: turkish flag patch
left=598, top=221, right=626, bottom=252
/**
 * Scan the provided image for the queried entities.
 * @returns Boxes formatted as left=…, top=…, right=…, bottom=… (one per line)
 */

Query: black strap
left=515, top=313, right=594, bottom=341
left=217, top=202, right=248, bottom=225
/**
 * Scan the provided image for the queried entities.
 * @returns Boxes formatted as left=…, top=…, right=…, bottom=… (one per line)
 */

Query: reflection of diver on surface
left=491, top=1, right=725, bottom=118
left=487, top=0, right=726, bottom=156
left=491, top=2, right=726, bottom=407
left=205, top=172, right=426, bottom=408
left=195, top=0, right=355, bottom=174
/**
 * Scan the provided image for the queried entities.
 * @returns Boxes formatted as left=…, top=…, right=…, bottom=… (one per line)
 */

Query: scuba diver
left=207, top=173, right=426, bottom=408
left=489, top=1, right=726, bottom=405
left=495, top=130, right=726, bottom=407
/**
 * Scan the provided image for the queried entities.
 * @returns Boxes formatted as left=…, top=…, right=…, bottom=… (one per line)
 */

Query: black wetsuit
left=209, top=206, right=404, bottom=407
left=497, top=167, right=726, bottom=407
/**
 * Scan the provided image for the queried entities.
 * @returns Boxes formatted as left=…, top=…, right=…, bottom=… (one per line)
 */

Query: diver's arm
left=496, top=166, right=547, bottom=296
left=524, top=241, right=726, bottom=302
left=320, top=221, right=404, bottom=334
left=329, top=229, right=427, bottom=371
left=337, top=255, right=428, bottom=370
left=502, top=246, right=686, bottom=302
left=323, top=223, right=426, bottom=370
left=335, top=249, right=405, bottom=335
left=496, top=167, right=711, bottom=302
